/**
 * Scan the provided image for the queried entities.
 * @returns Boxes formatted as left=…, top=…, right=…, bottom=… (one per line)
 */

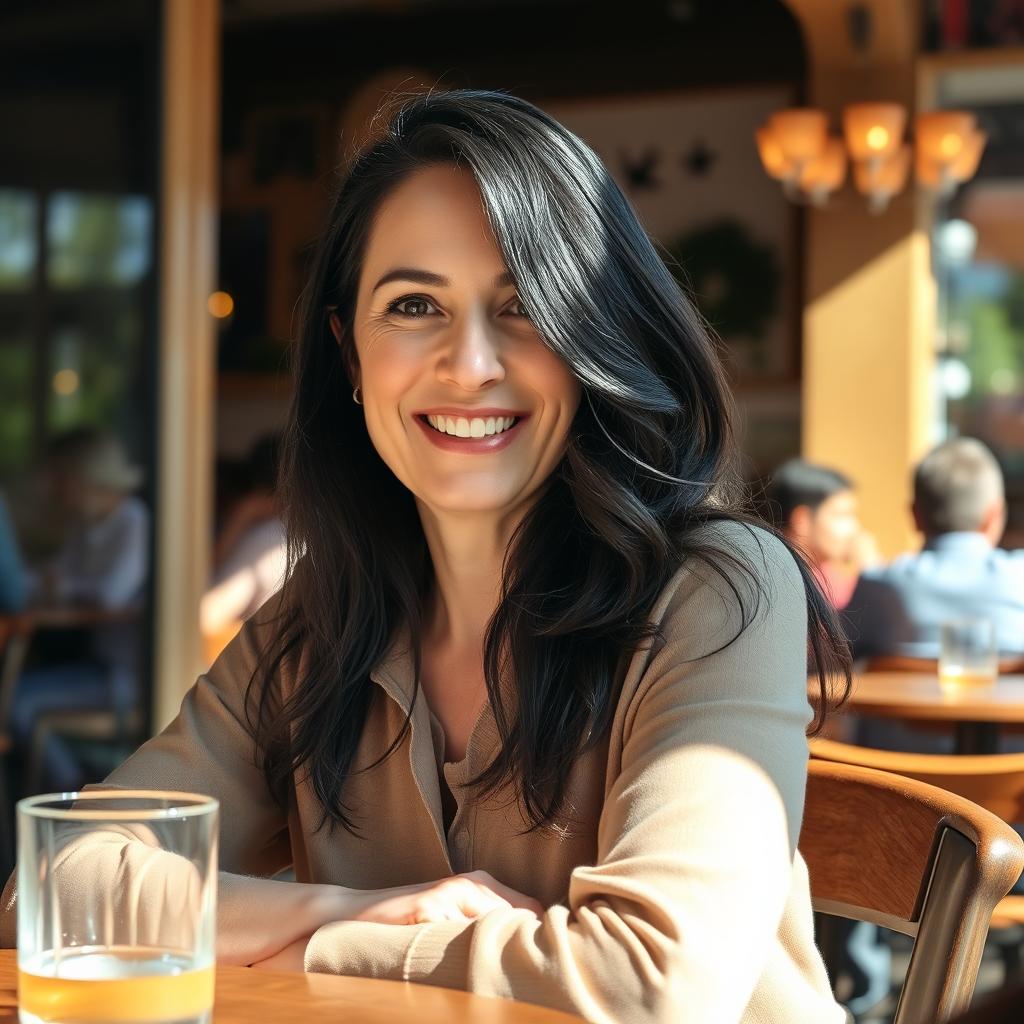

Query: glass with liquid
left=939, top=618, right=998, bottom=694
left=17, top=791, right=218, bottom=1024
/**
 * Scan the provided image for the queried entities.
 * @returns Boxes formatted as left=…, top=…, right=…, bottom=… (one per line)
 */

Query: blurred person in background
left=864, top=438, right=1024, bottom=656
left=200, top=435, right=287, bottom=659
left=0, top=493, right=27, bottom=613
left=12, top=427, right=149, bottom=791
left=766, top=459, right=909, bottom=663
left=26, top=428, right=148, bottom=611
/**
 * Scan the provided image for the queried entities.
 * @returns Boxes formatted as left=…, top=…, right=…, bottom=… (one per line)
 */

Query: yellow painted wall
left=785, top=0, right=936, bottom=558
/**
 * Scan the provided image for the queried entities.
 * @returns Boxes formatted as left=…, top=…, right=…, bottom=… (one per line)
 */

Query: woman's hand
left=246, top=870, right=542, bottom=972
left=347, top=869, right=544, bottom=925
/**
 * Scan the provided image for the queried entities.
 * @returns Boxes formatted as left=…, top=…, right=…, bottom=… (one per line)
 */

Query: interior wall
left=785, top=0, right=935, bottom=558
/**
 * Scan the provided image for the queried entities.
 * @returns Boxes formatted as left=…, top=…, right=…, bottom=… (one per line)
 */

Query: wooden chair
left=801, top=759, right=1024, bottom=1023
left=809, top=738, right=1024, bottom=930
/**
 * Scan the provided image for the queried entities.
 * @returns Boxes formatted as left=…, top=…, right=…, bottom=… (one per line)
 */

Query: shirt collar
left=368, top=622, right=506, bottom=766
left=924, top=531, right=994, bottom=556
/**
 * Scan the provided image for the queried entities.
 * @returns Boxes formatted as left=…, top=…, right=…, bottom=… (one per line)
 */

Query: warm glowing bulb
left=52, top=368, right=80, bottom=396
left=939, top=133, right=963, bottom=159
left=207, top=291, right=235, bottom=318
left=866, top=125, right=890, bottom=151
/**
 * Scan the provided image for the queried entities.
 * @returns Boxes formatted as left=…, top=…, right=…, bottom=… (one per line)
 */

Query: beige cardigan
left=1, top=522, right=844, bottom=1023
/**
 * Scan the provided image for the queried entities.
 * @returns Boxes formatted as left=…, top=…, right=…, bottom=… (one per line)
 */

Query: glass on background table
left=16, top=790, right=218, bottom=1024
left=939, top=618, right=999, bottom=695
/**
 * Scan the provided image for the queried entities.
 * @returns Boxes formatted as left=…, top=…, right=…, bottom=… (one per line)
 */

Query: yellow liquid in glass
left=19, top=947, right=213, bottom=1024
left=939, top=665, right=997, bottom=693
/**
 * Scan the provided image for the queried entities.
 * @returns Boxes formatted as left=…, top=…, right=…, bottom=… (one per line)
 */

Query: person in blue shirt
left=0, top=492, right=27, bottom=613
left=864, top=437, right=1024, bottom=656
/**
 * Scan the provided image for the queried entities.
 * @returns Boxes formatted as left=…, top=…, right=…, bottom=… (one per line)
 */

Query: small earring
left=352, top=385, right=362, bottom=405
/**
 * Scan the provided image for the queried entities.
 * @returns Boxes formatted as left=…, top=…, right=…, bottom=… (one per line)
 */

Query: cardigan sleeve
left=303, top=525, right=831, bottom=1024
left=0, top=603, right=291, bottom=947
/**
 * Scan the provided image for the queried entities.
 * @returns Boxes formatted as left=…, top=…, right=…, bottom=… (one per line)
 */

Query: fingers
left=412, top=876, right=511, bottom=924
left=460, top=871, right=544, bottom=916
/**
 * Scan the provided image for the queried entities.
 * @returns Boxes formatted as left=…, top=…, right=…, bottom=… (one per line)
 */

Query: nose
left=437, top=311, right=505, bottom=391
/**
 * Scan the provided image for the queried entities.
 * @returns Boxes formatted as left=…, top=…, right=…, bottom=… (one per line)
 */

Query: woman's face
left=342, top=164, right=581, bottom=518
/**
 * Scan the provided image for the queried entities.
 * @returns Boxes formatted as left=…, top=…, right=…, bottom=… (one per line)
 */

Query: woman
left=1, top=91, right=850, bottom=1022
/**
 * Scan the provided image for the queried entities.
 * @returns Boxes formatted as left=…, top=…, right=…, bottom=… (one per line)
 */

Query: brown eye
left=389, top=296, right=436, bottom=318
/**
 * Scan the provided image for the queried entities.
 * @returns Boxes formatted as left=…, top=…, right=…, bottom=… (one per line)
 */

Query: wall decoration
left=544, top=88, right=800, bottom=384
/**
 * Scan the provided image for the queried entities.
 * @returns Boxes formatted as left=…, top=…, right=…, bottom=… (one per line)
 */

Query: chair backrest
left=801, top=759, right=1024, bottom=1023
left=809, top=738, right=1024, bottom=821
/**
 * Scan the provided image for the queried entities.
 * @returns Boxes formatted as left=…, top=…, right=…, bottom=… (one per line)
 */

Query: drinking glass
left=17, top=790, right=218, bottom=1024
left=939, top=618, right=998, bottom=694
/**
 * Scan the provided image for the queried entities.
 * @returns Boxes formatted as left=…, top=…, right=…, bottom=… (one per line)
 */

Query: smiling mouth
left=420, top=414, right=522, bottom=439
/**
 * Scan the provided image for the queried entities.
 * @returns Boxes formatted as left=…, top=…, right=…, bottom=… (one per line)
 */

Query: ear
left=328, top=311, right=343, bottom=346
left=788, top=504, right=813, bottom=542
left=329, top=311, right=361, bottom=389
left=980, top=500, right=1007, bottom=545
left=911, top=500, right=926, bottom=535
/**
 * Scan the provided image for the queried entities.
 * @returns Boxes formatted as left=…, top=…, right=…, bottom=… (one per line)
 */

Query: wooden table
left=0, top=949, right=583, bottom=1023
left=840, top=671, right=1024, bottom=754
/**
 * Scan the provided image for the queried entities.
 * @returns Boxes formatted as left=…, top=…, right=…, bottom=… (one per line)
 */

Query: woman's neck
left=416, top=503, right=521, bottom=652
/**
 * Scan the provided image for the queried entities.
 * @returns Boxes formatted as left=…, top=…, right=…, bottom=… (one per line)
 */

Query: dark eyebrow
left=372, top=268, right=515, bottom=293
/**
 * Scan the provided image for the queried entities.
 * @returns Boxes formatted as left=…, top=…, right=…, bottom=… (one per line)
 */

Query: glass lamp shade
left=915, top=127, right=986, bottom=194
left=854, top=144, right=911, bottom=211
left=799, top=136, right=847, bottom=199
left=755, top=124, right=794, bottom=180
left=843, top=103, right=907, bottom=162
left=767, top=108, right=828, bottom=164
left=951, top=128, right=987, bottom=181
left=916, top=111, right=977, bottom=167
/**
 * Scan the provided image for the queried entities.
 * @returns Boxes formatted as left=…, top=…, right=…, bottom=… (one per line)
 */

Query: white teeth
left=425, top=415, right=519, bottom=437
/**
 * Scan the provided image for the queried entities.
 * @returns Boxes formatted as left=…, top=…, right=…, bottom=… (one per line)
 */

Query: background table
left=839, top=671, right=1024, bottom=754
left=0, top=949, right=583, bottom=1023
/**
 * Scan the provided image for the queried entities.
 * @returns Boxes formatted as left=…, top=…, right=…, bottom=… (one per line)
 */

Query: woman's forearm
left=217, top=871, right=350, bottom=966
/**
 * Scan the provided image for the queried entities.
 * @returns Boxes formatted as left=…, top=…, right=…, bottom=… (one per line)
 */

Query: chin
left=419, top=478, right=532, bottom=517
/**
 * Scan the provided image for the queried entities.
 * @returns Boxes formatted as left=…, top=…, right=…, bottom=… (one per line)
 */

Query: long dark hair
left=248, top=89, right=851, bottom=833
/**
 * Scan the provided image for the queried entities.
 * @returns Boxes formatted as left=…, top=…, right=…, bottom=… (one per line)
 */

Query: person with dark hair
left=766, top=459, right=876, bottom=610
left=865, top=437, right=1024, bottom=655
left=767, top=459, right=909, bottom=665
left=1, top=91, right=851, bottom=1021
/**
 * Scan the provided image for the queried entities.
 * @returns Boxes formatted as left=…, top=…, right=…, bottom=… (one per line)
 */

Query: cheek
left=521, top=345, right=581, bottom=413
